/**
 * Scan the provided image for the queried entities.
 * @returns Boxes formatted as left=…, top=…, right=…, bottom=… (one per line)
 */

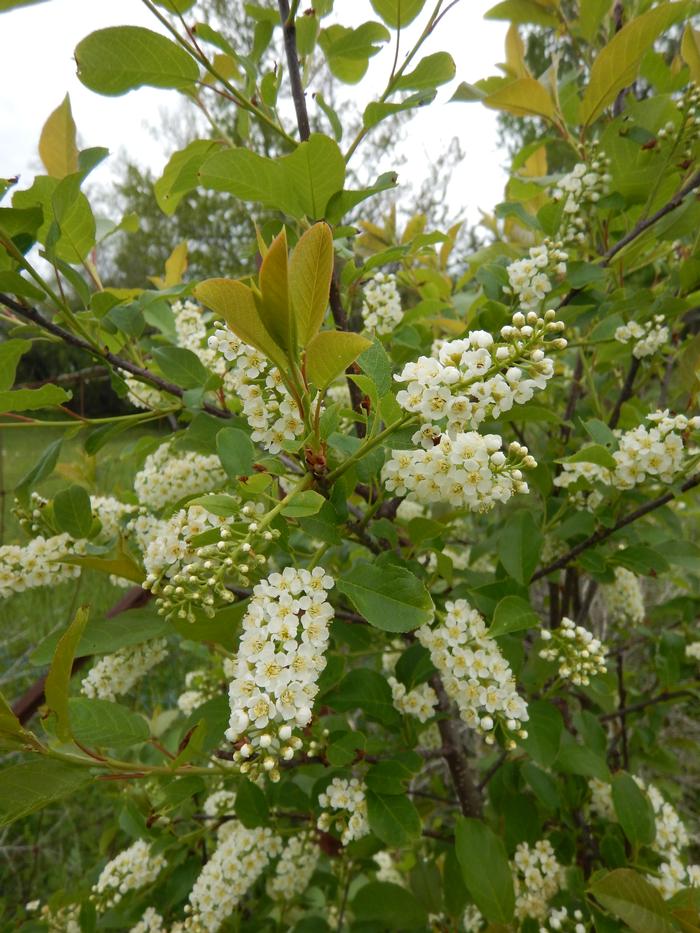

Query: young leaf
left=370, top=0, right=427, bottom=28
left=258, top=228, right=292, bottom=351
left=337, top=560, right=434, bottom=633
left=611, top=772, right=656, bottom=847
left=394, top=52, right=456, bottom=91
left=289, top=222, right=334, bottom=345
left=39, top=94, right=78, bottom=178
left=455, top=818, right=515, bottom=923
left=44, top=605, right=90, bottom=742
left=589, top=869, right=677, bottom=933
left=482, top=77, right=554, bottom=119
left=366, top=790, right=422, bottom=846
left=75, top=26, right=199, bottom=95
left=53, top=484, right=93, bottom=539
left=681, top=24, right=700, bottom=83
left=194, top=278, right=288, bottom=372
left=562, top=444, right=617, bottom=470
left=155, top=139, right=222, bottom=216
left=281, top=490, right=326, bottom=518
left=305, top=331, right=372, bottom=390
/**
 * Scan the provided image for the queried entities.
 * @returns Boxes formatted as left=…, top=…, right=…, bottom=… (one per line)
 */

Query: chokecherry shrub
left=0, top=0, right=699, bottom=931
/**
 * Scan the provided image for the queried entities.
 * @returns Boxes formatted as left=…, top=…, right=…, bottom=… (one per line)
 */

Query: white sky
left=0, top=0, right=508, bottom=226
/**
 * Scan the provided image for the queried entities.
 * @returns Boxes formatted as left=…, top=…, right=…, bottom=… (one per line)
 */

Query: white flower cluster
left=25, top=901, right=80, bottom=933
left=0, top=533, right=82, bottom=598
left=543, top=906, right=587, bottom=932
left=463, top=905, right=484, bottom=932
left=602, top=567, right=645, bottom=628
left=383, top=434, right=535, bottom=512
left=81, top=638, right=168, bottom=701
left=551, top=153, right=611, bottom=244
left=588, top=777, right=700, bottom=898
left=208, top=328, right=305, bottom=454
left=184, top=823, right=282, bottom=932
left=504, top=241, right=568, bottom=310
left=394, top=314, right=565, bottom=441
left=512, top=840, right=564, bottom=922
left=361, top=271, right=403, bottom=335
left=91, top=495, right=136, bottom=543
left=686, top=641, right=700, bottom=662
left=388, top=676, right=437, bottom=722
left=374, top=851, right=403, bottom=886
left=92, top=839, right=166, bottom=908
left=317, top=777, right=370, bottom=845
left=130, top=908, right=167, bottom=933
left=267, top=832, right=318, bottom=901
left=202, top=788, right=237, bottom=819
left=614, top=316, right=669, bottom=359
left=177, top=667, right=223, bottom=717
left=539, top=618, right=608, bottom=686
left=135, top=442, right=227, bottom=512
left=226, top=567, right=335, bottom=777
left=417, top=599, right=529, bottom=746
left=554, top=410, right=700, bottom=496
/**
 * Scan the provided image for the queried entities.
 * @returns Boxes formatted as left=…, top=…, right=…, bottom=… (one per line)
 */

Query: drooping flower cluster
left=588, top=777, right=700, bottom=898
left=388, top=675, right=437, bottom=722
left=81, top=638, right=168, bottom=701
left=361, top=271, right=403, bottom=335
left=503, top=241, right=568, bottom=310
left=0, top=533, right=83, bottom=598
left=512, top=840, right=565, bottom=922
left=202, top=788, right=237, bottom=819
left=394, top=313, right=565, bottom=441
left=267, top=832, right=319, bottom=901
left=417, top=599, right=529, bottom=746
left=383, top=434, right=535, bottom=512
left=539, top=619, right=608, bottom=686
left=134, top=442, right=227, bottom=511
left=177, top=667, right=224, bottom=716
left=602, top=567, right=645, bottom=628
left=130, top=908, right=168, bottom=933
left=614, top=316, right=669, bottom=359
left=551, top=151, right=611, bottom=245
left=374, top=851, right=403, bottom=886
left=226, top=567, right=335, bottom=776
left=92, top=840, right=166, bottom=908
left=554, top=410, right=700, bottom=498
left=208, top=328, right=305, bottom=454
left=317, top=777, right=370, bottom=845
left=184, top=823, right=282, bottom=932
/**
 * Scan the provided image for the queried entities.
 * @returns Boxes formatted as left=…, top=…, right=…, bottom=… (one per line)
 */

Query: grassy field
left=0, top=423, right=172, bottom=919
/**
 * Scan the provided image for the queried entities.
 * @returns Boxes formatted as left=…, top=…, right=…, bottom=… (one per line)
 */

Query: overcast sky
left=0, top=0, right=508, bottom=226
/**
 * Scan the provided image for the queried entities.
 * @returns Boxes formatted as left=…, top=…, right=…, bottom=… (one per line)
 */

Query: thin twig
left=600, top=689, right=697, bottom=722
left=277, top=0, right=311, bottom=142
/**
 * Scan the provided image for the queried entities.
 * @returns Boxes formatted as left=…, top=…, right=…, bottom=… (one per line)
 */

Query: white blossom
left=602, top=567, right=645, bottom=627
left=539, top=618, right=608, bottom=686
left=615, top=316, right=669, bottom=359
left=134, top=442, right=227, bottom=511
left=512, top=839, right=564, bottom=922
left=504, top=241, right=568, bottom=310
left=92, top=840, right=166, bottom=908
left=81, top=639, right=168, bottom=701
left=361, top=271, right=403, bottom=335
left=267, top=832, right=318, bottom=901
left=551, top=152, right=611, bottom=245
left=317, top=777, right=370, bottom=845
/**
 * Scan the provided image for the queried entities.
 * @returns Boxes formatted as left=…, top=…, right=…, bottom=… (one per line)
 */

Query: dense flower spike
left=550, top=151, right=611, bottom=245
left=134, top=442, right=227, bottom=511
left=614, top=316, right=669, bottom=359
left=0, top=534, right=82, bottom=597
left=184, top=823, right=282, bottom=932
left=388, top=675, right=437, bottom=722
left=602, top=567, right=645, bottom=627
left=130, top=908, right=168, bottom=933
left=361, top=271, right=403, bottom=334
left=539, top=619, right=608, bottom=685
left=504, top=241, right=568, bottom=309
left=81, top=638, right=168, bottom=700
left=512, top=840, right=565, bottom=922
left=92, top=840, right=166, bottom=908
left=317, top=777, right=370, bottom=845
left=226, top=567, right=334, bottom=777
left=267, top=832, right=319, bottom=901
left=418, top=599, right=528, bottom=746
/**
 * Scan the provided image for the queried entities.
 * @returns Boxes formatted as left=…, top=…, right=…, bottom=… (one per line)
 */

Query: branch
left=532, top=472, right=700, bottom=581
left=608, top=356, right=640, bottom=429
left=277, top=0, right=310, bottom=142
left=600, top=689, right=697, bottom=722
left=329, top=272, right=367, bottom=438
left=429, top=674, right=482, bottom=817
left=1, top=294, right=231, bottom=420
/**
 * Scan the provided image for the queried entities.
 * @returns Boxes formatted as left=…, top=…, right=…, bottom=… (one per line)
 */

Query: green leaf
left=216, top=427, right=254, bottom=478
left=235, top=777, right=269, bottom=828
left=366, top=755, right=422, bottom=794
left=455, top=818, right=515, bottom=923
left=305, top=330, right=372, bottom=390
left=68, top=697, right=150, bottom=748
left=682, top=24, right=700, bottom=83
left=0, top=689, right=34, bottom=749
left=152, top=346, right=210, bottom=389
left=366, top=789, right=422, bottom=846
left=45, top=606, right=90, bottom=742
left=325, top=171, right=399, bottom=225
left=319, top=22, right=390, bottom=83
left=39, top=94, right=79, bottom=178
left=580, top=3, right=690, bottom=125
left=15, top=437, right=63, bottom=503
left=0, top=384, right=71, bottom=412
left=187, top=494, right=241, bottom=517
left=75, top=26, right=199, bottom=95
left=336, top=560, right=434, bottom=633
left=363, top=89, right=436, bottom=129
left=60, top=552, right=145, bottom=584
left=289, top=222, right=334, bottom=345
left=498, top=510, right=542, bottom=584
left=154, top=139, right=222, bottom=215
left=489, top=595, right=539, bottom=638
left=395, top=52, right=456, bottom=90
left=485, top=0, right=559, bottom=27
left=519, top=700, right=563, bottom=767
left=193, top=278, right=288, bottom=372
left=370, top=0, right=428, bottom=27
left=358, top=336, right=393, bottom=396
left=258, top=227, right=292, bottom=351
left=199, top=133, right=346, bottom=220
left=555, top=744, right=610, bottom=782
left=281, top=490, right=326, bottom=518
left=483, top=77, right=554, bottom=119
left=53, top=484, right=93, bottom=539
left=324, top=668, right=401, bottom=727
left=0, top=759, right=90, bottom=827
left=589, top=869, right=677, bottom=933
left=51, top=174, right=96, bottom=263
left=353, top=881, right=428, bottom=929
left=611, top=772, right=656, bottom=847
left=562, top=444, right=617, bottom=471
left=0, top=0, right=50, bottom=10
left=31, top=607, right=169, bottom=665
left=326, top=730, right=366, bottom=767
